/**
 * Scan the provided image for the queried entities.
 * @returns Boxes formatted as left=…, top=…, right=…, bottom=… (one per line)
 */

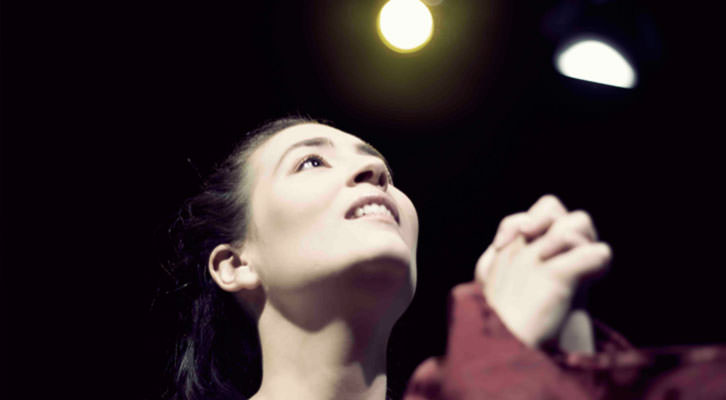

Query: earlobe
left=208, top=244, right=261, bottom=293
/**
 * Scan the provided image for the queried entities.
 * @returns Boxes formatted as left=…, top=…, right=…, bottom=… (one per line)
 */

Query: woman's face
left=243, top=123, right=418, bottom=310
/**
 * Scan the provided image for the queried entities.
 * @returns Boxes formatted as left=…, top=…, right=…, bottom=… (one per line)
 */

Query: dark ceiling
left=1, top=0, right=723, bottom=398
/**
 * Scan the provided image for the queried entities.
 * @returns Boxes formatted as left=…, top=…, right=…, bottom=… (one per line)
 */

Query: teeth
left=353, top=203, right=394, bottom=219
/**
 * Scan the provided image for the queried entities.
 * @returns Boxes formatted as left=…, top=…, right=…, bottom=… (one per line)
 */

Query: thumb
left=474, top=244, right=497, bottom=284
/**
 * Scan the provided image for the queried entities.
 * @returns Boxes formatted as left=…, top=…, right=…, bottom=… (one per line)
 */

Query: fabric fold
left=403, top=281, right=726, bottom=400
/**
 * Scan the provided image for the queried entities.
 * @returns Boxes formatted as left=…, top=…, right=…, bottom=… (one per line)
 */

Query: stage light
left=555, top=37, right=637, bottom=89
left=377, top=0, right=434, bottom=53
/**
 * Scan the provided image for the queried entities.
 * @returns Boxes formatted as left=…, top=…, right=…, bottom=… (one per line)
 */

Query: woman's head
left=167, top=117, right=418, bottom=399
left=209, top=122, right=419, bottom=324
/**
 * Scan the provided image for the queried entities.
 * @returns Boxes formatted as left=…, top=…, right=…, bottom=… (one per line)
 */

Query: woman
left=163, top=117, right=721, bottom=400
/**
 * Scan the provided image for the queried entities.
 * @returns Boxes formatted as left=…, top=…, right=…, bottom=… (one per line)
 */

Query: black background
left=2, top=0, right=724, bottom=398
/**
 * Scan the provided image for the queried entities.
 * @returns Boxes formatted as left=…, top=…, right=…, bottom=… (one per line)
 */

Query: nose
left=348, top=159, right=390, bottom=191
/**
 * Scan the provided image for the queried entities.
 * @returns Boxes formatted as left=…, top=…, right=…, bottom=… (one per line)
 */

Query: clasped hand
left=474, top=195, right=612, bottom=350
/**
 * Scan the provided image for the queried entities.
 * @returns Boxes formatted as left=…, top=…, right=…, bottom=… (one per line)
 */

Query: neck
left=251, top=303, right=391, bottom=400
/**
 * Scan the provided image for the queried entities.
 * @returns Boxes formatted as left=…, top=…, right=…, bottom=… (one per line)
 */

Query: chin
left=341, top=245, right=415, bottom=299
left=351, top=240, right=412, bottom=270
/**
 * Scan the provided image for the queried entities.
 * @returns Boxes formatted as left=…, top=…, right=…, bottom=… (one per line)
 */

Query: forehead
left=251, top=123, right=365, bottom=173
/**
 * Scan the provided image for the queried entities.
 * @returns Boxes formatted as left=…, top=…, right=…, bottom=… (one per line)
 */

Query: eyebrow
left=274, top=137, right=394, bottom=179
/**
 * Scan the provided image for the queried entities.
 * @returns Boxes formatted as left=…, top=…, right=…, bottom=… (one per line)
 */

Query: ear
left=208, top=243, right=261, bottom=293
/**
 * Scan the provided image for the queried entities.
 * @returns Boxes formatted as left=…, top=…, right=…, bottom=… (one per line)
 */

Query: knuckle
left=570, top=210, right=593, bottom=227
left=565, top=231, right=587, bottom=246
left=598, top=242, right=613, bottom=261
left=475, top=253, right=485, bottom=266
left=539, top=193, right=559, bottom=203
left=497, top=216, right=512, bottom=232
left=547, top=223, right=569, bottom=238
left=499, top=212, right=525, bottom=230
left=540, top=194, right=564, bottom=210
left=549, top=215, right=572, bottom=234
left=476, top=247, right=492, bottom=266
left=536, top=195, right=556, bottom=211
left=588, top=242, right=612, bottom=265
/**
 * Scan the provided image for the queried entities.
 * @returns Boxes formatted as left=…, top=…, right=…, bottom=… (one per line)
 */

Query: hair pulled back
left=162, top=117, right=315, bottom=400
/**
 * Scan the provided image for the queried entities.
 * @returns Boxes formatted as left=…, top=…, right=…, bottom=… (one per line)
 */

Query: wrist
left=557, top=309, right=595, bottom=354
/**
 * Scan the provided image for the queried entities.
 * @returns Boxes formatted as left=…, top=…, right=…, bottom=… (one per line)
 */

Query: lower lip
left=350, top=213, right=398, bottom=225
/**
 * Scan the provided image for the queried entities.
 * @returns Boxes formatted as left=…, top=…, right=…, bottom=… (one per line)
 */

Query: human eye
left=295, top=154, right=328, bottom=171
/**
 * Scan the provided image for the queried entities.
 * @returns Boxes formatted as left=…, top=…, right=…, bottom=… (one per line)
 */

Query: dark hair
left=162, top=116, right=316, bottom=400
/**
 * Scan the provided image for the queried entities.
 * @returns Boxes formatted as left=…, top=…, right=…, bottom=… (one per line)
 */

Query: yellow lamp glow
left=377, top=0, right=434, bottom=53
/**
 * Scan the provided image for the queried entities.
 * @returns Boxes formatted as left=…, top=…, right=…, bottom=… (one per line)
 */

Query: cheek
left=249, top=180, right=341, bottom=287
left=393, top=188, right=419, bottom=249
left=258, top=177, right=340, bottom=243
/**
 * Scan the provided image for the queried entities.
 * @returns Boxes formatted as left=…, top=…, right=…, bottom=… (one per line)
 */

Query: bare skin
left=209, top=124, right=610, bottom=399
left=476, top=195, right=610, bottom=351
left=210, top=124, right=417, bottom=400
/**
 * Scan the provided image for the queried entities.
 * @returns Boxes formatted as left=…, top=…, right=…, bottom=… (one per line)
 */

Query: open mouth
left=345, top=195, right=400, bottom=225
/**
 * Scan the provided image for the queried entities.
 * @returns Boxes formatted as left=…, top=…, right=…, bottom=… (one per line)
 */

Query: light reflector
left=556, top=38, right=637, bottom=89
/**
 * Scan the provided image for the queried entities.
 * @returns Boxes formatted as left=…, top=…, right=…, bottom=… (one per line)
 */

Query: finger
left=567, top=210, right=598, bottom=241
left=530, top=211, right=599, bottom=259
left=474, top=244, right=497, bottom=284
left=486, top=236, right=528, bottom=295
left=533, top=230, right=591, bottom=260
left=545, top=242, right=612, bottom=284
left=493, top=212, right=532, bottom=249
left=520, top=194, right=568, bottom=238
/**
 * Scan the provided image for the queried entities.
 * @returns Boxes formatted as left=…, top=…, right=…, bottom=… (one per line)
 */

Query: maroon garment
left=404, top=281, right=726, bottom=400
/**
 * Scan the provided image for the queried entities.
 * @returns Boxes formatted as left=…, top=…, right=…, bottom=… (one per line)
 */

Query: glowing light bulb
left=377, top=0, right=434, bottom=53
left=556, top=38, right=637, bottom=89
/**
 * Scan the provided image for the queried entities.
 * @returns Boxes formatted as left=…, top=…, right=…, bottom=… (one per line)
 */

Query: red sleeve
left=403, top=281, right=726, bottom=400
